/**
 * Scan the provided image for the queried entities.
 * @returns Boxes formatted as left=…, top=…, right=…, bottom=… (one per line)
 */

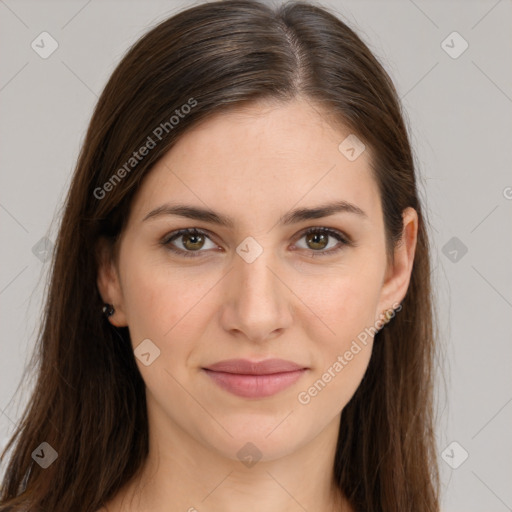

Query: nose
left=219, top=247, right=293, bottom=343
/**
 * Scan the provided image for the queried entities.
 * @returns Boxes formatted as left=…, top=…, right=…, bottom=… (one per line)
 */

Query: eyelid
left=294, top=226, right=352, bottom=245
left=161, top=226, right=353, bottom=258
left=161, top=228, right=219, bottom=258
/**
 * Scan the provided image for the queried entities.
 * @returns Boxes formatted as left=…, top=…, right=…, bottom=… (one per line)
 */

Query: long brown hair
left=0, top=1, right=440, bottom=510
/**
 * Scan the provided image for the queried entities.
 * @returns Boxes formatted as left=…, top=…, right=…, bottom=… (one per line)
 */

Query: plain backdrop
left=0, top=1, right=511, bottom=511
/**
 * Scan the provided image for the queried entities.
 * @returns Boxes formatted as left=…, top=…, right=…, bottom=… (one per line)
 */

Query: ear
left=96, top=236, right=128, bottom=327
left=377, top=207, right=418, bottom=315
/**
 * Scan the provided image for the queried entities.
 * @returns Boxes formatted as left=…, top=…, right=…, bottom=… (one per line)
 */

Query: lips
left=204, top=358, right=306, bottom=375
left=202, top=358, right=308, bottom=399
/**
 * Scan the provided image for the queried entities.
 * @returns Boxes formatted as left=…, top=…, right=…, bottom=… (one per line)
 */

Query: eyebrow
left=142, top=200, right=368, bottom=227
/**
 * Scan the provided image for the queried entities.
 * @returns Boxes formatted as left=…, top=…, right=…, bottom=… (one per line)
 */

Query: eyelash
left=161, top=226, right=353, bottom=259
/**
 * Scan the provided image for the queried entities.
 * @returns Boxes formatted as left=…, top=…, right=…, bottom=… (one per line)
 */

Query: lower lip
left=203, top=369, right=307, bottom=398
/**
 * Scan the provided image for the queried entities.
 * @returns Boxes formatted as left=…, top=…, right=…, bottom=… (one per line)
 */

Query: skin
left=96, top=98, right=418, bottom=512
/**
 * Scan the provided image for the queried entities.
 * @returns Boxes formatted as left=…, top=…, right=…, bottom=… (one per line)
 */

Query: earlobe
left=378, top=207, right=418, bottom=313
left=96, top=236, right=128, bottom=327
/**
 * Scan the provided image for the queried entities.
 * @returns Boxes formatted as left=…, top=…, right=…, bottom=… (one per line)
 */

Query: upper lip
left=203, top=358, right=307, bottom=375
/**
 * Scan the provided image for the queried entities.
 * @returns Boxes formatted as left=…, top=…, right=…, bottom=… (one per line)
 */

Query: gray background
left=1, top=0, right=511, bottom=510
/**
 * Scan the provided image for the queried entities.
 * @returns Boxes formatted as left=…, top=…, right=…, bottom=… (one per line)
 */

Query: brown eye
left=181, top=232, right=205, bottom=251
left=162, top=226, right=352, bottom=259
left=295, top=227, right=351, bottom=257
left=305, top=231, right=329, bottom=250
left=163, top=228, right=217, bottom=258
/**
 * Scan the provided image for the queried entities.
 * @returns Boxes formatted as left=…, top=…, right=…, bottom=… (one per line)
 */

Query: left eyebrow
left=141, top=200, right=368, bottom=226
left=280, top=200, right=368, bottom=225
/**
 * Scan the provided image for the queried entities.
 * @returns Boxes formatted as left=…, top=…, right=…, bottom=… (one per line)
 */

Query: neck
left=107, top=403, right=352, bottom=512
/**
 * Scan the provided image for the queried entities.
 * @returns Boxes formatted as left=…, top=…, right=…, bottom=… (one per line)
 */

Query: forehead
left=128, top=99, right=381, bottom=228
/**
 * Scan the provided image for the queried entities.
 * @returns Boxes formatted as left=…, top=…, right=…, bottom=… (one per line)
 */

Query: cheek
left=306, top=264, right=384, bottom=341
left=119, top=255, right=212, bottom=395
left=120, top=252, right=219, bottom=353
left=296, top=266, right=382, bottom=407
left=296, top=341, right=373, bottom=422
left=121, top=263, right=171, bottom=337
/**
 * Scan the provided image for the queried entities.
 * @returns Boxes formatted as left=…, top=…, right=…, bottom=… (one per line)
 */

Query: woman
left=0, top=0, right=440, bottom=510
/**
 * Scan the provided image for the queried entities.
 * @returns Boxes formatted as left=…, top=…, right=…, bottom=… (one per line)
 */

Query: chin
left=196, top=416, right=310, bottom=462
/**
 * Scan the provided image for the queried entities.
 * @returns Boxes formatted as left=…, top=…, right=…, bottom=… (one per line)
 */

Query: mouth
left=202, top=358, right=309, bottom=399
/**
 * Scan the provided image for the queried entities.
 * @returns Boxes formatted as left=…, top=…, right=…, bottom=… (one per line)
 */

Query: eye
left=162, top=228, right=218, bottom=258
left=293, top=226, right=352, bottom=257
left=161, top=226, right=352, bottom=258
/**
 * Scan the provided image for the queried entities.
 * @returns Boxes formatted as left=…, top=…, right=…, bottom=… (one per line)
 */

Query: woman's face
left=98, top=99, right=416, bottom=462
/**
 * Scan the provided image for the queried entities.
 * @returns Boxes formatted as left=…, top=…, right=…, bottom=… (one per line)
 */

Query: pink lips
left=202, top=358, right=308, bottom=399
